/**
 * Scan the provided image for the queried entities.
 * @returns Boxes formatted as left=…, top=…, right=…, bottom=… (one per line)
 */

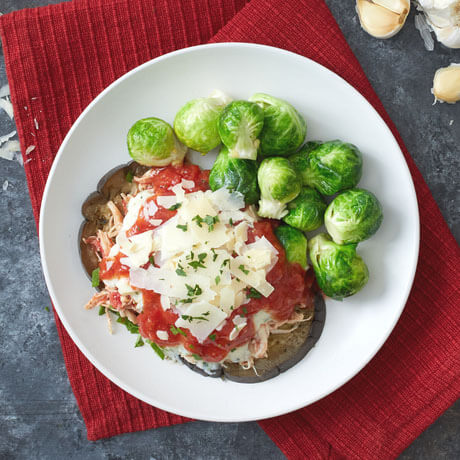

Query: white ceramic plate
left=39, top=43, right=419, bottom=422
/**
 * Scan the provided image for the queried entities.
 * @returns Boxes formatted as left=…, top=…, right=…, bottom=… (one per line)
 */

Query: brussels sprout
left=173, top=90, right=231, bottom=153
left=283, top=187, right=327, bottom=232
left=309, top=233, right=369, bottom=300
left=289, top=141, right=322, bottom=175
left=290, top=140, right=362, bottom=195
left=249, top=93, right=306, bottom=157
left=274, top=225, right=307, bottom=269
left=217, top=100, right=264, bottom=160
left=257, top=157, right=301, bottom=219
left=209, top=146, right=259, bottom=205
left=127, top=117, right=187, bottom=167
left=324, top=188, right=383, bottom=245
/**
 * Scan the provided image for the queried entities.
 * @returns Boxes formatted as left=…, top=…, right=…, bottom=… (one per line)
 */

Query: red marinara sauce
left=100, top=164, right=314, bottom=363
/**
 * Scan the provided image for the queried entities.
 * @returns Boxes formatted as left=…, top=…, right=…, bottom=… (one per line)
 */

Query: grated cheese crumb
left=2, top=180, right=8, bottom=191
left=25, top=145, right=36, bottom=155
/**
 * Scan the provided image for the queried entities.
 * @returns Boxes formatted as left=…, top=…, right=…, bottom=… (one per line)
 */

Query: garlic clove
left=417, top=0, right=460, bottom=49
left=356, top=0, right=410, bottom=39
left=432, top=64, right=460, bottom=103
left=373, top=0, right=409, bottom=15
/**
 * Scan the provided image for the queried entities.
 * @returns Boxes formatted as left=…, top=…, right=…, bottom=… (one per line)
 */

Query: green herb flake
left=221, top=259, right=230, bottom=268
left=181, top=314, right=209, bottom=323
left=203, top=214, right=219, bottom=231
left=229, top=218, right=234, bottom=226
left=168, top=202, right=182, bottom=211
left=247, top=288, right=262, bottom=299
left=149, top=255, right=155, bottom=265
left=150, top=342, right=165, bottom=360
left=98, top=305, right=106, bottom=316
left=45, top=306, right=50, bottom=312
left=211, top=248, right=218, bottom=262
left=215, top=275, right=221, bottom=285
left=125, top=171, right=134, bottom=183
left=192, top=353, right=202, bottom=361
left=116, top=316, right=139, bottom=334
left=188, top=260, right=205, bottom=270
left=134, top=335, right=144, bottom=348
left=231, top=348, right=236, bottom=352
left=208, top=334, right=216, bottom=341
left=170, top=325, right=187, bottom=337
left=176, top=223, right=188, bottom=232
left=91, top=268, right=100, bottom=287
left=176, top=267, right=187, bottom=277
left=192, top=215, right=203, bottom=227
left=238, top=264, right=249, bottom=275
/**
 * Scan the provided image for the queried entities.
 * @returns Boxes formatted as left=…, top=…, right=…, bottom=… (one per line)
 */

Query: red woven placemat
left=1, top=0, right=459, bottom=458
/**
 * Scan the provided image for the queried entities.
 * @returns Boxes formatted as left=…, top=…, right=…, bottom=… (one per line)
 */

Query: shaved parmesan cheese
left=121, top=190, right=155, bottom=231
left=117, top=230, right=154, bottom=266
left=160, top=295, right=171, bottom=311
left=0, top=140, right=20, bottom=161
left=25, top=145, right=36, bottom=155
left=229, top=315, right=248, bottom=341
left=156, top=194, right=177, bottom=209
left=181, top=179, right=195, bottom=189
left=0, top=97, right=14, bottom=119
left=175, top=302, right=227, bottom=342
left=157, top=330, right=169, bottom=341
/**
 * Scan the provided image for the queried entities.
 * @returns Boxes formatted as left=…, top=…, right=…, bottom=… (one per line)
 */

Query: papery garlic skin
left=356, top=0, right=410, bottom=39
left=432, top=64, right=460, bottom=103
left=417, top=0, right=460, bottom=48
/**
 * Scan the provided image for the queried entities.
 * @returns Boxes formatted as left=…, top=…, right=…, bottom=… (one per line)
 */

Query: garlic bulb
left=432, top=63, right=460, bottom=103
left=417, top=0, right=460, bottom=48
left=356, top=0, right=411, bottom=39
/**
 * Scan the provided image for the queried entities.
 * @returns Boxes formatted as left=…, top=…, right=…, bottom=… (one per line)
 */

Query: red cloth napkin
left=1, top=0, right=459, bottom=457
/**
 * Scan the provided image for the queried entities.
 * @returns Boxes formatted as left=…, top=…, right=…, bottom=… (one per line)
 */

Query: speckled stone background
left=0, top=1, right=459, bottom=459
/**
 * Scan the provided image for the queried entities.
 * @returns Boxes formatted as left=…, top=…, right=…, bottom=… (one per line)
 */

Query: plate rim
left=39, top=42, right=420, bottom=422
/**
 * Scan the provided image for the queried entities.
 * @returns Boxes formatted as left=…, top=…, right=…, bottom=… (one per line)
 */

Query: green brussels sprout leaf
left=174, top=90, right=231, bottom=153
left=218, top=100, right=264, bottom=160
left=283, top=187, right=327, bottom=232
left=127, top=117, right=186, bottom=167
left=325, top=188, right=383, bottom=244
left=209, top=146, right=260, bottom=205
left=290, top=140, right=362, bottom=195
left=274, top=225, right=307, bottom=269
left=309, top=233, right=369, bottom=300
left=257, top=157, right=301, bottom=219
left=249, top=93, right=306, bottom=157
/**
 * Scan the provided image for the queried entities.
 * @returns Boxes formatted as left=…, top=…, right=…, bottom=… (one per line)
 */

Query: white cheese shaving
left=2, top=180, right=8, bottom=191
left=160, top=295, right=171, bottom=311
left=117, top=230, right=155, bottom=267
left=121, top=190, right=155, bottom=231
left=25, top=145, right=36, bottom=155
left=156, top=330, right=169, bottom=341
left=156, top=194, right=177, bottom=209
left=181, top=179, right=195, bottom=189
left=229, top=315, right=248, bottom=341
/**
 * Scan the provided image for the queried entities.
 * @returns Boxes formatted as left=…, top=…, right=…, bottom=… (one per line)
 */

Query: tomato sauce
left=100, top=164, right=314, bottom=363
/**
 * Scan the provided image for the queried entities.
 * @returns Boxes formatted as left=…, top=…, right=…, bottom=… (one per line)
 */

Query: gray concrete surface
left=0, top=0, right=459, bottom=459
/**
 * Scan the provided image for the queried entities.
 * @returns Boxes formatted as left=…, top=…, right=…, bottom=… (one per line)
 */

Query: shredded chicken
left=85, top=291, right=109, bottom=310
left=97, top=229, right=113, bottom=257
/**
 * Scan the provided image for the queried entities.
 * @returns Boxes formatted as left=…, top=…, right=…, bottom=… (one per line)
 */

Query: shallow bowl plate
left=39, top=43, right=419, bottom=422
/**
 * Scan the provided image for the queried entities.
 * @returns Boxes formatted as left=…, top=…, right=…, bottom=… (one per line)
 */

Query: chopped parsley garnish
left=176, top=264, right=186, bottom=277
left=242, top=306, right=248, bottom=317
left=192, top=215, right=203, bottom=227
left=186, top=283, right=202, bottom=296
left=170, top=325, right=187, bottom=337
left=247, top=288, right=262, bottom=299
left=180, top=298, right=194, bottom=304
left=168, top=202, right=182, bottom=211
left=181, top=313, right=210, bottom=322
left=125, top=171, right=134, bottom=183
left=208, top=334, right=216, bottom=341
left=211, top=248, right=218, bottom=261
left=192, top=353, right=202, bottom=361
left=45, top=306, right=50, bottom=312
left=231, top=348, right=236, bottom=352
left=203, top=214, right=219, bottom=231
left=150, top=342, right=165, bottom=360
left=188, top=260, right=206, bottom=270
left=215, top=275, right=221, bottom=285
left=176, top=223, right=188, bottom=232
left=186, top=251, right=194, bottom=260
left=134, top=335, right=144, bottom=348
left=198, top=253, right=207, bottom=262
left=98, top=305, right=106, bottom=316
left=229, top=218, right=234, bottom=226
left=116, top=316, right=139, bottom=334
left=149, top=255, right=155, bottom=265
left=221, top=258, right=230, bottom=268
left=238, top=264, right=249, bottom=275
left=91, top=268, right=100, bottom=287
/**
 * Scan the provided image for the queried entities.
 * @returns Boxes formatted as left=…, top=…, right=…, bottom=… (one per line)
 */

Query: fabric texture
left=1, top=0, right=458, bottom=457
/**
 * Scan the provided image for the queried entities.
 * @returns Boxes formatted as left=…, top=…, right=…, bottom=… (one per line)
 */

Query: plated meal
left=80, top=90, right=383, bottom=382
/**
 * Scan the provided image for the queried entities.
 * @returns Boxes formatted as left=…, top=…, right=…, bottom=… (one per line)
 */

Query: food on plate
left=173, top=90, right=231, bottom=153
left=324, top=188, right=383, bottom=244
left=208, top=146, right=259, bottom=205
left=82, top=163, right=323, bottom=380
left=274, top=225, right=308, bottom=269
left=257, top=157, right=301, bottom=219
left=249, top=93, right=307, bottom=157
left=127, top=117, right=187, bottom=166
left=309, top=233, right=369, bottom=300
left=81, top=90, right=385, bottom=380
left=217, top=100, right=264, bottom=160
left=283, top=187, right=327, bottom=232
left=290, top=140, right=362, bottom=195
